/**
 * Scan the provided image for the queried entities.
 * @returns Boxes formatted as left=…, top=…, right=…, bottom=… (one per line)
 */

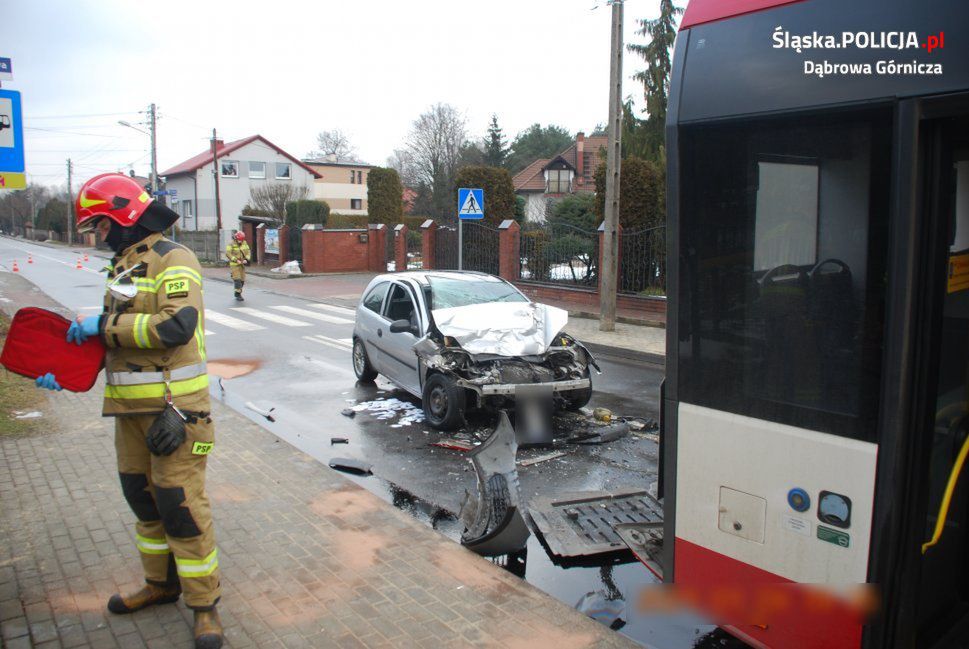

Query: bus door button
left=718, top=487, right=767, bottom=543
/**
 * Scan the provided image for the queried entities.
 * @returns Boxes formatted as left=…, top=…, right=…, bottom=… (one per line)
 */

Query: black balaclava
left=105, top=221, right=153, bottom=254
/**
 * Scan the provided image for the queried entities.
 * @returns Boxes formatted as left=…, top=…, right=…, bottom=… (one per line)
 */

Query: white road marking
left=204, top=330, right=215, bottom=336
left=270, top=305, right=353, bottom=325
left=339, top=338, right=353, bottom=345
left=79, top=306, right=103, bottom=311
left=308, top=303, right=356, bottom=317
left=230, top=306, right=311, bottom=327
left=302, top=334, right=353, bottom=352
left=204, top=309, right=266, bottom=331
left=0, top=242, right=102, bottom=275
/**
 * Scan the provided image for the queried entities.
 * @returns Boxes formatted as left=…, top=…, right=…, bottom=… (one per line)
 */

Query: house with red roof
left=160, top=135, right=321, bottom=233
left=511, top=132, right=606, bottom=222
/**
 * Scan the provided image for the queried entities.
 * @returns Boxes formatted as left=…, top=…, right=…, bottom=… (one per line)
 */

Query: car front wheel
left=352, top=338, right=378, bottom=381
left=561, top=370, right=593, bottom=410
left=422, top=373, right=466, bottom=430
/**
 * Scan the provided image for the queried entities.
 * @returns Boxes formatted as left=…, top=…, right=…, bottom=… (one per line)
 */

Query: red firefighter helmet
left=75, top=173, right=153, bottom=233
left=233, top=231, right=246, bottom=242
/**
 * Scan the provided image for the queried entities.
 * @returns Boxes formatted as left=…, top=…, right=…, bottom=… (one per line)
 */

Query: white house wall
left=166, top=140, right=316, bottom=232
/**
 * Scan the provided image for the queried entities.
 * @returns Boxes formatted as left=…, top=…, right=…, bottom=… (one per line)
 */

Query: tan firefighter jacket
left=226, top=241, right=250, bottom=267
left=99, top=232, right=209, bottom=416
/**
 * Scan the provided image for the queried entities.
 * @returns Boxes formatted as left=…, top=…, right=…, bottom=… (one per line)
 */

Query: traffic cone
left=76, top=259, right=83, bottom=270
left=83, top=253, right=89, bottom=262
left=27, top=255, right=33, bottom=264
left=12, top=261, right=19, bottom=272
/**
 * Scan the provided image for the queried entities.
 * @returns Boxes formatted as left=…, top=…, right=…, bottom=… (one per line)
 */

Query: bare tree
left=405, top=103, right=467, bottom=219
left=306, top=129, right=359, bottom=162
left=247, top=183, right=308, bottom=221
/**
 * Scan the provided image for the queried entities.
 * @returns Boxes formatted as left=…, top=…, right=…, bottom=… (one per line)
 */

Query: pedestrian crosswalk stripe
left=308, top=303, right=356, bottom=317
left=302, top=335, right=353, bottom=352
left=270, top=305, right=353, bottom=325
left=339, top=338, right=352, bottom=344
left=231, top=306, right=312, bottom=327
left=204, top=330, right=214, bottom=336
left=204, top=309, right=265, bottom=332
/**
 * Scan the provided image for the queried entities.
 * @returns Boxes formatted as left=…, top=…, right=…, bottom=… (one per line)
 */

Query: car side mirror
left=389, top=319, right=418, bottom=335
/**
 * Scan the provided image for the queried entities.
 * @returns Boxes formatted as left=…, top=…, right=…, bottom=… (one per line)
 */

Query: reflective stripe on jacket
left=100, top=233, right=209, bottom=416
left=226, top=241, right=250, bottom=267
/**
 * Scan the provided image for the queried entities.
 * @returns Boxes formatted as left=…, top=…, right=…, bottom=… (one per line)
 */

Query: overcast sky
left=5, top=0, right=661, bottom=188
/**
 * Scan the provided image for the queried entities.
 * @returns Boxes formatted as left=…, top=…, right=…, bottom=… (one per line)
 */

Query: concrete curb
left=583, top=340, right=666, bottom=367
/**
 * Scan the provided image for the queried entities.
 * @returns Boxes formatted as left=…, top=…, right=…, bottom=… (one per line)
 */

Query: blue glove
left=36, top=373, right=62, bottom=391
left=66, top=316, right=101, bottom=345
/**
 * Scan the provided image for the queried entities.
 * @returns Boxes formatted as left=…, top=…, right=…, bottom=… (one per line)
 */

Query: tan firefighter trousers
left=115, top=414, right=221, bottom=609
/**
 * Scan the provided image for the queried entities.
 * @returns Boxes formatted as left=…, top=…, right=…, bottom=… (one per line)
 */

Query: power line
left=28, top=111, right=141, bottom=120
left=25, top=126, right=123, bottom=139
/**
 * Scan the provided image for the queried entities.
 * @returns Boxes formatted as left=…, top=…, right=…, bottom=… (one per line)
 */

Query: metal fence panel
left=519, top=222, right=599, bottom=287
left=619, top=226, right=665, bottom=295
left=433, top=221, right=499, bottom=274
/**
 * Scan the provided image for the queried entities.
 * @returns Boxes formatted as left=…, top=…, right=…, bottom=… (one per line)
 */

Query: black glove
left=146, top=404, right=187, bottom=456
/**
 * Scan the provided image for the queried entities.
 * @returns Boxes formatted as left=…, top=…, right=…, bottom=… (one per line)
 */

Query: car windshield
left=427, top=275, right=528, bottom=310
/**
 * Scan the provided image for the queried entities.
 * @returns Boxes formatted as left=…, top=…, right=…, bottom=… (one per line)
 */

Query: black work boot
left=107, top=582, right=181, bottom=614
left=194, top=607, right=223, bottom=649
left=234, top=294, right=244, bottom=302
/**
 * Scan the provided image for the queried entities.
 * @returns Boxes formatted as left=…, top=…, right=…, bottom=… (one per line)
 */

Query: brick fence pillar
left=278, top=224, right=290, bottom=266
left=394, top=223, right=408, bottom=272
left=421, top=220, right=437, bottom=270
left=302, top=227, right=323, bottom=273
left=498, top=219, right=520, bottom=281
left=597, top=221, right=622, bottom=291
left=367, top=223, right=386, bottom=272
left=256, top=224, right=266, bottom=265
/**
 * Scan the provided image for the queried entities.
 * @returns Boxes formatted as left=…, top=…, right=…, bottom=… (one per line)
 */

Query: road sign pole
left=458, top=219, right=463, bottom=270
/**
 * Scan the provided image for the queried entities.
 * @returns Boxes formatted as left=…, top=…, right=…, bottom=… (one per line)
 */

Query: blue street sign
left=458, top=188, right=484, bottom=220
left=169, top=188, right=177, bottom=198
left=0, top=89, right=24, bottom=175
left=0, top=58, right=11, bottom=81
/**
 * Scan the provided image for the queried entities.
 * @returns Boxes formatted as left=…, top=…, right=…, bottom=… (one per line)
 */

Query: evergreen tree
left=627, top=0, right=683, bottom=160
left=483, top=114, right=508, bottom=168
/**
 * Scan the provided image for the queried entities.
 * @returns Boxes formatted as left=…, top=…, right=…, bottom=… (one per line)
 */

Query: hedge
left=366, top=167, right=404, bottom=225
left=453, top=165, right=516, bottom=226
left=285, top=200, right=330, bottom=228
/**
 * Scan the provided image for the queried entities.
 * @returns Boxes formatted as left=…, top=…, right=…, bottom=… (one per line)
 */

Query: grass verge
left=0, top=314, right=46, bottom=437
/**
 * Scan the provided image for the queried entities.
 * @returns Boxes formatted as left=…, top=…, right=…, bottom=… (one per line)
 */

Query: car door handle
left=377, top=329, right=382, bottom=337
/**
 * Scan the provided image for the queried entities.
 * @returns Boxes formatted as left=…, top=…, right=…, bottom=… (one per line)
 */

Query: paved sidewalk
left=0, top=381, right=638, bottom=649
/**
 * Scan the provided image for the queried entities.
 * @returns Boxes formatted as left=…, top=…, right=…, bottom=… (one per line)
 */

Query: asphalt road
left=0, top=237, right=734, bottom=649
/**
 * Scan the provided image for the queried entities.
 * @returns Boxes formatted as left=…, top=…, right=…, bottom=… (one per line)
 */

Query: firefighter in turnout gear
left=38, top=174, right=223, bottom=649
left=225, top=231, right=250, bottom=301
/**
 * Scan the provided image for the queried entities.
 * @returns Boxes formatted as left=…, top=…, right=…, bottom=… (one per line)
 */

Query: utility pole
left=66, top=158, right=74, bottom=245
left=599, top=0, right=623, bottom=332
left=149, top=103, right=158, bottom=198
left=211, top=128, right=223, bottom=260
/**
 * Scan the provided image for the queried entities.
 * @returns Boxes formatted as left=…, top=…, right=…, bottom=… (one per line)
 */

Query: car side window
left=362, top=282, right=389, bottom=314
left=385, top=284, right=417, bottom=325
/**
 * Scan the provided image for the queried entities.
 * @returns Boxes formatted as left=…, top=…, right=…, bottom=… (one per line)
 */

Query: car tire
left=352, top=338, right=378, bottom=382
left=422, top=373, right=466, bottom=430
left=562, top=371, right=593, bottom=410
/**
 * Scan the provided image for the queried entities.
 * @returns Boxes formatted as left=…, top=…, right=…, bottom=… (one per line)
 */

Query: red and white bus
left=660, top=0, right=969, bottom=646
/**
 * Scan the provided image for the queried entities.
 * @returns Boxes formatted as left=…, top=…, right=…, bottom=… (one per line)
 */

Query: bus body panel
left=675, top=402, right=877, bottom=583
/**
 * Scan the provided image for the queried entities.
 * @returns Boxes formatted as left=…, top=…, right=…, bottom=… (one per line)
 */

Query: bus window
left=678, top=108, right=892, bottom=441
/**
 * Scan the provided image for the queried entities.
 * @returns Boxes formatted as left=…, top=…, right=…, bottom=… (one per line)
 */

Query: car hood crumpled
left=430, top=302, right=569, bottom=356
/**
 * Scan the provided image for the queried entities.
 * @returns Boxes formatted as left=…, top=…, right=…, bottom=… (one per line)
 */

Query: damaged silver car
left=352, top=271, right=599, bottom=430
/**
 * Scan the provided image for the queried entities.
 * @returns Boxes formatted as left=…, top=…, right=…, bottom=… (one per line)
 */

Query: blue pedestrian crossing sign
left=458, top=188, right=484, bottom=220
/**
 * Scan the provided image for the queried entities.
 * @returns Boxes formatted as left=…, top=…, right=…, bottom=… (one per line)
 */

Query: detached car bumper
left=455, top=377, right=591, bottom=396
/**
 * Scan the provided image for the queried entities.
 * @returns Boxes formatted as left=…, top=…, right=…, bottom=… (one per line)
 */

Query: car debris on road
left=459, top=411, right=530, bottom=556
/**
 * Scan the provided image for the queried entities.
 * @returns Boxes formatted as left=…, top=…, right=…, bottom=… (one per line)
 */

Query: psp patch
left=164, top=279, right=189, bottom=298
left=191, top=441, right=213, bottom=456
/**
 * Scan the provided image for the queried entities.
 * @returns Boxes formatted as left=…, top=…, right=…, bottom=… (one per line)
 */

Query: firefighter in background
left=36, top=174, right=223, bottom=649
left=226, top=231, right=250, bottom=301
